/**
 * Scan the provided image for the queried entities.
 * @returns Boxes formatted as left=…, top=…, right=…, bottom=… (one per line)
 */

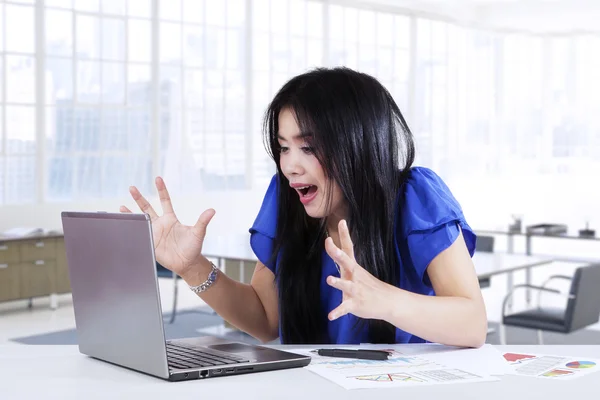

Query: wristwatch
left=188, top=261, right=219, bottom=294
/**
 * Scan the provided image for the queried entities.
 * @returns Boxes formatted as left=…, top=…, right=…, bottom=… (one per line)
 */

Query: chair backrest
left=565, top=264, right=600, bottom=332
left=475, top=235, right=495, bottom=253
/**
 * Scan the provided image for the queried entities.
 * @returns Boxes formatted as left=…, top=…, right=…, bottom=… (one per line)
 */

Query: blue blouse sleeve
left=249, top=175, right=279, bottom=274
left=398, top=167, right=476, bottom=287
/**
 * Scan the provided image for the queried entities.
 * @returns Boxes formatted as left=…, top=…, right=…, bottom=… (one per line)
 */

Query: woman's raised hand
left=120, top=177, right=215, bottom=277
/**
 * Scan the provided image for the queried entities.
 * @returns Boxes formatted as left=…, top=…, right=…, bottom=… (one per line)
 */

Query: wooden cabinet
left=0, top=235, right=70, bottom=306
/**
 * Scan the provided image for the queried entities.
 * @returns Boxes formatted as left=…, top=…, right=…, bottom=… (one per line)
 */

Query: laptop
left=60, top=211, right=311, bottom=382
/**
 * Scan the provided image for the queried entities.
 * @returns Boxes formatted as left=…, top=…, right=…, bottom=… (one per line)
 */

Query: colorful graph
left=503, top=353, right=537, bottom=363
left=323, top=356, right=432, bottom=370
left=542, top=369, right=574, bottom=377
left=354, top=373, right=424, bottom=383
left=566, top=361, right=596, bottom=369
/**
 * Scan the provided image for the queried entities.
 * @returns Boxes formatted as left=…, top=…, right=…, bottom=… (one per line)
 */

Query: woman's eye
left=279, top=146, right=289, bottom=154
left=301, top=147, right=314, bottom=154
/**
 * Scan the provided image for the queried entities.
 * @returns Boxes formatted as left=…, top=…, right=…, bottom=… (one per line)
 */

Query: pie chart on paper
left=566, top=361, right=596, bottom=369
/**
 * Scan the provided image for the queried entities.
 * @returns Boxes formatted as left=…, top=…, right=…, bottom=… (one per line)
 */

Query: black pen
left=314, top=349, right=390, bottom=361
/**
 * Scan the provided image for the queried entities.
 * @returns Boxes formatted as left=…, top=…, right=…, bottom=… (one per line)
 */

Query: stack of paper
left=289, top=344, right=600, bottom=390
left=288, top=344, right=507, bottom=390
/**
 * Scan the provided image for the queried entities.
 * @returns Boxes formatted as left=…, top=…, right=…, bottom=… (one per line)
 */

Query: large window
left=3, top=0, right=600, bottom=233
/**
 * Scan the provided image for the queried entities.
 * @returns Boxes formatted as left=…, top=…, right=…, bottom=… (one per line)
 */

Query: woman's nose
left=281, top=150, right=304, bottom=176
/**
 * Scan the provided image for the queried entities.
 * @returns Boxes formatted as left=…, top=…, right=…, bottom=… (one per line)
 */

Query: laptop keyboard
left=166, top=342, right=250, bottom=370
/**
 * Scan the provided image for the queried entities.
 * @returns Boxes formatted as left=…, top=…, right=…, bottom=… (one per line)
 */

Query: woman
left=122, top=67, right=487, bottom=347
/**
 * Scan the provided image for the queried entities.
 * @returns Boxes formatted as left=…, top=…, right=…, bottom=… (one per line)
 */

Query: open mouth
left=297, top=185, right=317, bottom=197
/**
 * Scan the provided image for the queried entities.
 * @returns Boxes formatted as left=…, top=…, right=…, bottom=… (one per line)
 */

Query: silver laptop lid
left=61, top=211, right=170, bottom=379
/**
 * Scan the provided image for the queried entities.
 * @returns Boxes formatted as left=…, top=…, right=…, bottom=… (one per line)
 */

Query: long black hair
left=263, top=67, right=415, bottom=344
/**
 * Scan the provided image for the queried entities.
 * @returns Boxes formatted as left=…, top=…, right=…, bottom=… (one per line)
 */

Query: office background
left=1, top=0, right=599, bottom=345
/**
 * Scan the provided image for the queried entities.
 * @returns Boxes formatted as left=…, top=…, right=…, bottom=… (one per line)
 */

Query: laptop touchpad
left=209, top=343, right=266, bottom=353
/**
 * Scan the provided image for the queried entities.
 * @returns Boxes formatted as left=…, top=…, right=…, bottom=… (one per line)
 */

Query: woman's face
left=277, top=108, right=346, bottom=220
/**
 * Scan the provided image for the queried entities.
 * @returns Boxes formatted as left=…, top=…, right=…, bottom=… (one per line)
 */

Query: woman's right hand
left=120, top=176, right=216, bottom=277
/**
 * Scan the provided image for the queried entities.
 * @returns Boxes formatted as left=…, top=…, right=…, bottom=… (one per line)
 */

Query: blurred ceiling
left=358, top=0, right=600, bottom=34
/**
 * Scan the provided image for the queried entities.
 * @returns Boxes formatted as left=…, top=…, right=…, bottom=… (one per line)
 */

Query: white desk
left=1, top=344, right=598, bottom=399
left=203, top=235, right=556, bottom=284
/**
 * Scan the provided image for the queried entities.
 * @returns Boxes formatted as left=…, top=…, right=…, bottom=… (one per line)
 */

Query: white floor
left=1, top=260, right=598, bottom=345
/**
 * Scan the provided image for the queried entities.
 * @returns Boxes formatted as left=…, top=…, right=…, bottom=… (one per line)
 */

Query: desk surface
left=203, top=235, right=556, bottom=279
left=1, top=344, right=598, bottom=399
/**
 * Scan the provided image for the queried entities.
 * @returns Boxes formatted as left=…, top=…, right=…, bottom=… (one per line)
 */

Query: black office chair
left=500, top=263, right=600, bottom=344
left=156, top=262, right=180, bottom=324
left=475, top=235, right=495, bottom=253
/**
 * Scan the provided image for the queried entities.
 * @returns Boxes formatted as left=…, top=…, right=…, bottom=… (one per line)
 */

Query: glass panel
left=227, top=0, right=245, bottom=29
left=205, top=70, right=224, bottom=131
left=160, top=22, right=181, bottom=64
left=102, top=18, right=126, bottom=61
left=252, top=32, right=269, bottom=71
left=290, top=0, right=306, bottom=37
left=6, top=55, right=36, bottom=103
left=128, top=0, right=151, bottom=18
left=46, top=58, right=74, bottom=104
left=77, top=60, right=101, bottom=103
left=307, top=39, right=322, bottom=67
left=6, top=106, right=36, bottom=154
left=46, top=0, right=73, bottom=7
left=102, top=0, right=126, bottom=15
left=252, top=0, right=269, bottom=32
left=128, top=108, right=152, bottom=152
left=129, top=19, right=151, bottom=62
left=306, top=2, right=322, bottom=38
left=47, top=156, right=73, bottom=201
left=101, top=108, right=127, bottom=150
left=183, top=0, right=204, bottom=23
left=102, top=62, right=125, bottom=104
left=206, top=0, right=225, bottom=26
left=0, top=6, right=4, bottom=52
left=160, top=65, right=182, bottom=108
left=395, top=15, right=410, bottom=49
left=224, top=71, right=244, bottom=132
left=71, top=107, right=100, bottom=151
left=226, top=29, right=243, bottom=70
left=47, top=106, right=74, bottom=153
left=270, top=0, right=287, bottom=34
left=6, top=5, right=35, bottom=53
left=46, top=9, right=73, bottom=56
left=272, top=37, right=289, bottom=72
left=74, top=0, right=99, bottom=12
left=358, top=10, right=375, bottom=45
left=76, top=15, right=101, bottom=59
left=128, top=64, right=151, bottom=105
left=75, top=155, right=102, bottom=198
left=183, top=24, right=204, bottom=67
left=205, top=26, right=226, bottom=69
left=377, top=13, right=393, bottom=47
left=7, top=156, right=35, bottom=204
left=185, top=68, right=204, bottom=108
left=160, top=0, right=181, bottom=20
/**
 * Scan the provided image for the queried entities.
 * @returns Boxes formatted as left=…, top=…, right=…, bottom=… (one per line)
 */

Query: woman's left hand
left=324, top=219, right=392, bottom=322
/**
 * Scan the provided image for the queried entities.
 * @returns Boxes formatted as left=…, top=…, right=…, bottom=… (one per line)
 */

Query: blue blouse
left=249, top=167, right=476, bottom=344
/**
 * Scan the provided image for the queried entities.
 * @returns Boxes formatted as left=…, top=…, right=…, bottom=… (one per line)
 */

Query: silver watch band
left=188, top=261, right=219, bottom=294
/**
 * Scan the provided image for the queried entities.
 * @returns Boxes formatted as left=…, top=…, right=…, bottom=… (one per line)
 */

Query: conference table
left=1, top=344, right=598, bottom=398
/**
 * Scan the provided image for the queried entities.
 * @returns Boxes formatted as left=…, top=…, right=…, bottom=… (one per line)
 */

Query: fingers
left=129, top=186, right=159, bottom=220
left=155, top=176, right=175, bottom=214
left=325, top=236, right=355, bottom=275
left=327, top=275, right=353, bottom=294
left=338, top=219, right=355, bottom=260
left=192, top=208, right=216, bottom=241
left=119, top=206, right=132, bottom=213
left=328, top=299, right=353, bottom=321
